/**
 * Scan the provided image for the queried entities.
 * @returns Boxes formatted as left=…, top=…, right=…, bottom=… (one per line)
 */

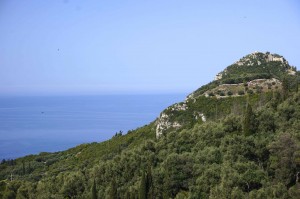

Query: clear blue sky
left=1, top=0, right=300, bottom=95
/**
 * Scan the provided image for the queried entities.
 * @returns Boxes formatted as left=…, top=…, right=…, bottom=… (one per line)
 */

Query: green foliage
left=191, top=52, right=298, bottom=98
left=139, top=172, right=146, bottom=199
left=227, top=91, right=233, bottom=96
left=243, top=103, right=256, bottom=136
left=0, top=64, right=300, bottom=198
left=193, top=81, right=220, bottom=97
left=109, top=178, right=117, bottom=199
left=222, top=73, right=272, bottom=85
left=1, top=92, right=300, bottom=198
left=146, top=164, right=153, bottom=199
left=92, top=179, right=97, bottom=199
left=61, top=172, right=85, bottom=198
left=162, top=153, right=193, bottom=198
left=22, top=161, right=25, bottom=176
left=282, top=76, right=289, bottom=100
left=269, top=133, right=299, bottom=186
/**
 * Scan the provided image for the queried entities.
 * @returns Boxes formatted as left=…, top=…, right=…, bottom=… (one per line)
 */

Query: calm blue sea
left=0, top=94, right=185, bottom=159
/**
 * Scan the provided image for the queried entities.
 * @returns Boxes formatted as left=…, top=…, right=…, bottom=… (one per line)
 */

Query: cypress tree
left=22, top=161, right=25, bottom=175
left=92, top=179, right=97, bottom=199
left=109, top=178, right=117, bottom=199
left=139, top=172, right=146, bottom=199
left=282, top=76, right=289, bottom=100
left=146, top=164, right=153, bottom=199
left=124, top=192, right=130, bottom=199
left=296, top=78, right=299, bottom=93
left=243, top=103, right=255, bottom=136
left=28, top=162, right=32, bottom=173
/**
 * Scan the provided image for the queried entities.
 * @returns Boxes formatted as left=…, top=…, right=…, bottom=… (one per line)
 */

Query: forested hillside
left=1, top=52, right=300, bottom=199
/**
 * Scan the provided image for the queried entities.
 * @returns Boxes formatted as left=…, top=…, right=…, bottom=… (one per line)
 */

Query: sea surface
left=0, top=94, right=185, bottom=159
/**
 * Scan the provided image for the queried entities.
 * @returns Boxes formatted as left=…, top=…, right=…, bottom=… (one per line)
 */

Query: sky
left=0, top=0, right=300, bottom=95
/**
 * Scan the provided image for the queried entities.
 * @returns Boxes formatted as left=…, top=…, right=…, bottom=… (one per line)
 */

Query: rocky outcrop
left=214, top=73, right=223, bottom=81
left=155, top=102, right=207, bottom=138
left=234, top=51, right=289, bottom=67
left=193, top=112, right=206, bottom=122
left=155, top=103, right=188, bottom=138
left=288, top=68, right=296, bottom=75
left=170, top=103, right=188, bottom=111
left=156, top=112, right=180, bottom=138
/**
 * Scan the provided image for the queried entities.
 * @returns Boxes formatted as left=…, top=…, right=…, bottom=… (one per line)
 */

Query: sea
left=0, top=94, right=186, bottom=160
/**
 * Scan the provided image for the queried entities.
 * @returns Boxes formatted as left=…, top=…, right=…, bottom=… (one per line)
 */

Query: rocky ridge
left=155, top=51, right=297, bottom=138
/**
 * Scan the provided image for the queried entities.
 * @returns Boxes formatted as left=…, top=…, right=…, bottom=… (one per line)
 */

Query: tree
left=223, top=115, right=242, bottom=133
left=295, top=78, right=299, bottom=93
left=243, top=103, right=256, bottom=136
left=2, top=189, right=16, bottom=199
left=162, top=153, right=194, bottom=197
left=269, top=133, right=299, bottom=186
left=27, top=162, right=32, bottom=174
left=91, top=179, right=97, bottom=199
left=282, top=77, right=289, bottom=100
left=146, top=164, right=154, bottom=199
left=109, top=178, right=117, bottom=199
left=61, top=172, right=85, bottom=198
left=257, top=109, right=276, bottom=133
left=139, top=172, right=146, bottom=199
left=16, top=183, right=30, bottom=199
left=138, top=163, right=154, bottom=199
left=22, top=161, right=25, bottom=175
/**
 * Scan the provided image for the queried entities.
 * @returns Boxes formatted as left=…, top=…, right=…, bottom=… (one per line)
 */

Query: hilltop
left=192, top=51, right=296, bottom=98
left=156, top=51, right=298, bottom=137
left=1, top=52, right=300, bottom=199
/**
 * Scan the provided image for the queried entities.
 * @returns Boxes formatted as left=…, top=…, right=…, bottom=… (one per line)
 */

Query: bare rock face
left=155, top=103, right=187, bottom=138
left=156, top=113, right=174, bottom=138
left=287, top=68, right=296, bottom=75
left=170, top=103, right=188, bottom=111
left=193, top=112, right=206, bottom=122
left=214, top=73, right=223, bottom=81
left=155, top=102, right=206, bottom=138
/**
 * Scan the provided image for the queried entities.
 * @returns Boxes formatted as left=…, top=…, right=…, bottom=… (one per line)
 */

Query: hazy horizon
left=1, top=0, right=300, bottom=95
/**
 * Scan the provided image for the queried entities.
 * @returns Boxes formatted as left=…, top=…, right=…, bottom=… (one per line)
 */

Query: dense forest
left=1, top=52, right=300, bottom=199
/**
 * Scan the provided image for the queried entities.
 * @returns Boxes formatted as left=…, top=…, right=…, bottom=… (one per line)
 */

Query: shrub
left=268, top=85, right=272, bottom=89
left=256, top=86, right=263, bottom=93
left=216, top=90, right=222, bottom=95
left=227, top=91, right=233, bottom=96
left=247, top=90, right=254, bottom=94
left=238, top=90, right=245, bottom=95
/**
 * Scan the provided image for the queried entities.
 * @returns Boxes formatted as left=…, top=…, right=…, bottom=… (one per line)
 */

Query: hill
left=0, top=52, right=300, bottom=199
left=190, top=51, right=297, bottom=98
left=156, top=51, right=298, bottom=137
